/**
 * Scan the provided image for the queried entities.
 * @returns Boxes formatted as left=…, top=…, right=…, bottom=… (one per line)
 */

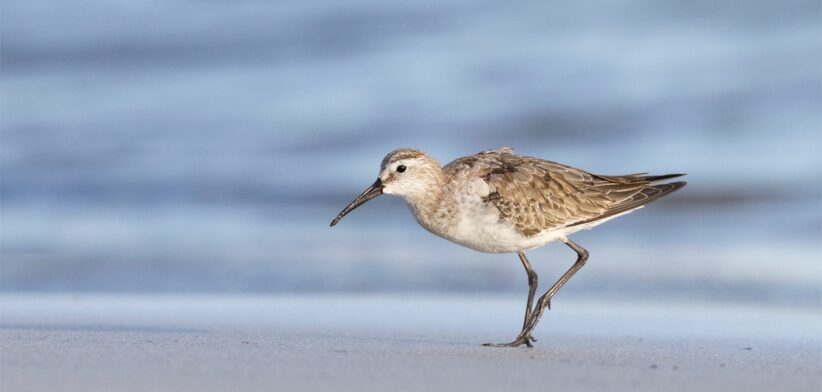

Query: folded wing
left=445, top=149, right=686, bottom=236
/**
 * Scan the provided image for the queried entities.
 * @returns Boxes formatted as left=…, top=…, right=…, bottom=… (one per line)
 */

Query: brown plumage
left=444, top=148, right=685, bottom=237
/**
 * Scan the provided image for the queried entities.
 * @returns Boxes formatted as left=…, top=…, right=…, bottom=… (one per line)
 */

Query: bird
left=330, top=147, right=686, bottom=347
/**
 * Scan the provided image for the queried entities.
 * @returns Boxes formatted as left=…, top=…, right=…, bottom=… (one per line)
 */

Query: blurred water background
left=1, top=0, right=820, bottom=306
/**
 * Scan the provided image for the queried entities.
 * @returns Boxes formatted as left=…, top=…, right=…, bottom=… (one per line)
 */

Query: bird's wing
left=445, top=149, right=684, bottom=236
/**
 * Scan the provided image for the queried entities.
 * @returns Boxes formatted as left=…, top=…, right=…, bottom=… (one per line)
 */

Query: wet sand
left=1, top=294, right=820, bottom=391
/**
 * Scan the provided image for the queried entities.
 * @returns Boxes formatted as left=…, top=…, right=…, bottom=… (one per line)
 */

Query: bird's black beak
left=330, top=178, right=384, bottom=227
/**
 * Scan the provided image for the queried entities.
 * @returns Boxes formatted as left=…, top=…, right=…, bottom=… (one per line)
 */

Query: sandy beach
left=1, top=294, right=819, bottom=392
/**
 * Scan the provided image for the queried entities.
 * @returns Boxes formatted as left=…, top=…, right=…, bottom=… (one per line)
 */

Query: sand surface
left=1, top=294, right=820, bottom=391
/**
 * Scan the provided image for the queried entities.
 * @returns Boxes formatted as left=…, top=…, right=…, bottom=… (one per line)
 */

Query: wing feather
left=444, top=149, right=686, bottom=236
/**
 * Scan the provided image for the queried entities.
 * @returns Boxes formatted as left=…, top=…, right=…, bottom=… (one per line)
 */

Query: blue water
left=1, top=0, right=820, bottom=304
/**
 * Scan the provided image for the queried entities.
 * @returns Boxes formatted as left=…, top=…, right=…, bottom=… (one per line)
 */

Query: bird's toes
left=482, top=336, right=533, bottom=348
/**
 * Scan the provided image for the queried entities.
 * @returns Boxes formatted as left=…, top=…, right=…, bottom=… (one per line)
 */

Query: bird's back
left=440, top=148, right=685, bottom=249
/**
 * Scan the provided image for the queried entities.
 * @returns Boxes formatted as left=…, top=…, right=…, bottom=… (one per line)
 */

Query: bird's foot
left=482, top=334, right=536, bottom=348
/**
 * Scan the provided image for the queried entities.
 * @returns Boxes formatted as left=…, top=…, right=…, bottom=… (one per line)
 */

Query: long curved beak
left=330, top=178, right=384, bottom=227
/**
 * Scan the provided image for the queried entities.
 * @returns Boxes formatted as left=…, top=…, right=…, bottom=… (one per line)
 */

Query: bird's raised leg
left=483, top=251, right=540, bottom=347
left=485, top=238, right=588, bottom=348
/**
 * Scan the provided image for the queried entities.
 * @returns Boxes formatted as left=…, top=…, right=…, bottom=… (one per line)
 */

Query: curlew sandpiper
left=330, top=147, right=686, bottom=347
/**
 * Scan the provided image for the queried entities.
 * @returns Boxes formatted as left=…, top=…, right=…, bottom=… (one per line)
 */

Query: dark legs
left=517, top=252, right=538, bottom=347
left=521, top=239, right=588, bottom=341
left=483, top=238, right=589, bottom=348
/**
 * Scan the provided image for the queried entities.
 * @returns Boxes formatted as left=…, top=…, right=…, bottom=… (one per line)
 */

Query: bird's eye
left=396, top=165, right=407, bottom=173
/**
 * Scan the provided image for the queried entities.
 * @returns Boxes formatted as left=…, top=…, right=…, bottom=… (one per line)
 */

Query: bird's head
left=330, top=148, right=442, bottom=226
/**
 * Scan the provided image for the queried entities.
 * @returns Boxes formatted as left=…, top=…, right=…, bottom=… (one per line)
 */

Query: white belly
left=420, top=194, right=641, bottom=254
left=408, top=177, right=641, bottom=254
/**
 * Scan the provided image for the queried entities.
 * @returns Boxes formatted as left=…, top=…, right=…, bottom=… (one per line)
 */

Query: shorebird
left=330, top=148, right=685, bottom=347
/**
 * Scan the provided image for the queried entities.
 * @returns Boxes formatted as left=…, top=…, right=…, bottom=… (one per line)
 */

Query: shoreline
left=2, top=294, right=820, bottom=391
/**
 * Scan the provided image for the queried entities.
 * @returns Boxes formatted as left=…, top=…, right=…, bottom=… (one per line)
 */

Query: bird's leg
left=518, top=252, right=539, bottom=346
left=483, top=251, right=539, bottom=347
left=520, top=239, right=588, bottom=342
left=484, top=239, right=588, bottom=348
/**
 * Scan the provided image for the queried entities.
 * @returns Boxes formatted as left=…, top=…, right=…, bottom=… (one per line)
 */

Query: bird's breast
left=408, top=179, right=556, bottom=253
